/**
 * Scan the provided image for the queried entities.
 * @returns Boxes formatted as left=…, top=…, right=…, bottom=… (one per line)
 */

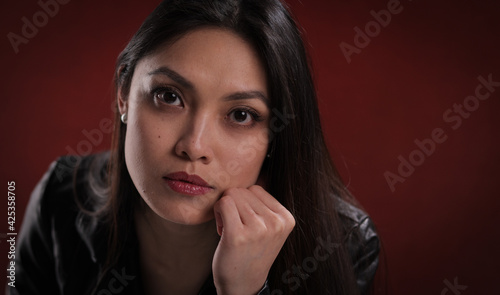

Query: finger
left=247, top=185, right=287, bottom=214
left=213, top=195, right=242, bottom=236
left=225, top=188, right=267, bottom=226
left=214, top=210, right=223, bottom=236
left=247, top=186, right=296, bottom=230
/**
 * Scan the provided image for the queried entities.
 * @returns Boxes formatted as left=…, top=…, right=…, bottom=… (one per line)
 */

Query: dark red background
left=1, top=0, right=499, bottom=294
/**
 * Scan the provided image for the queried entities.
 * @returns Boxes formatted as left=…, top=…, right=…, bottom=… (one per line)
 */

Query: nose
left=174, top=113, right=215, bottom=164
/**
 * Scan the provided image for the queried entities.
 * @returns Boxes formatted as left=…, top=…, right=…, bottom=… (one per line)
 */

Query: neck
left=135, top=206, right=220, bottom=266
left=135, top=205, right=220, bottom=295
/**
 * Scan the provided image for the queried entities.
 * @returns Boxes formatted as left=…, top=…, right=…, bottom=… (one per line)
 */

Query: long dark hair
left=107, top=0, right=362, bottom=294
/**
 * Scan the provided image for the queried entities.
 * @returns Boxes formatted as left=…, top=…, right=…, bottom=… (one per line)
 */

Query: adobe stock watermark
left=175, top=107, right=296, bottom=223
left=441, top=277, right=467, bottom=295
left=339, top=0, right=414, bottom=64
left=384, top=73, right=499, bottom=192
left=7, top=0, right=71, bottom=54
left=96, top=267, right=136, bottom=295
left=54, top=117, right=114, bottom=181
left=270, top=235, right=341, bottom=295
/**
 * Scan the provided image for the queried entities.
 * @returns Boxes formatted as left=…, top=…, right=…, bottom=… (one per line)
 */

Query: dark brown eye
left=228, top=109, right=256, bottom=126
left=233, top=110, right=250, bottom=122
left=154, top=88, right=182, bottom=106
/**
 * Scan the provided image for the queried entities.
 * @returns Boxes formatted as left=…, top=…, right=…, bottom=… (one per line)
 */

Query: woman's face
left=120, top=28, right=270, bottom=225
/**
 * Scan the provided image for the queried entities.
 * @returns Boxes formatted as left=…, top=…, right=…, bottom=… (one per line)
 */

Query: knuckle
left=248, top=185, right=264, bottom=194
left=274, top=221, right=287, bottom=233
left=286, top=212, right=296, bottom=228
left=267, top=214, right=286, bottom=233
left=217, top=195, right=234, bottom=209
left=253, top=223, right=267, bottom=237
left=223, top=187, right=240, bottom=197
left=248, top=207, right=259, bottom=217
left=277, top=211, right=295, bottom=233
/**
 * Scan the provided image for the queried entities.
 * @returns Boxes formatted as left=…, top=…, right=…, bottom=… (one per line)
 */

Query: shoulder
left=37, top=152, right=111, bottom=254
left=336, top=197, right=380, bottom=294
left=336, top=197, right=378, bottom=245
left=29, top=152, right=110, bottom=228
left=12, top=153, right=111, bottom=294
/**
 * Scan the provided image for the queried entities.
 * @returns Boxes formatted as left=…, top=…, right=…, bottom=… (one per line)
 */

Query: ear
left=117, top=87, right=127, bottom=115
left=116, top=65, right=128, bottom=115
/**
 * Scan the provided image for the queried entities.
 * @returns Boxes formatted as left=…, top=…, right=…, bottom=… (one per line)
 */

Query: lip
left=163, top=172, right=214, bottom=196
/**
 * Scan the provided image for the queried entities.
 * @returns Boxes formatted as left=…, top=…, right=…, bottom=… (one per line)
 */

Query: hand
left=212, top=185, right=295, bottom=295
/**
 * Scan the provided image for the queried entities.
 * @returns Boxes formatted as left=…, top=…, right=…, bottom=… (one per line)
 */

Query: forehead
left=134, top=28, right=268, bottom=95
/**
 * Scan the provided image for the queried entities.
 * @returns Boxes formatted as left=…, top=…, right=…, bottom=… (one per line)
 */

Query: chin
left=151, top=202, right=216, bottom=225
left=170, top=211, right=215, bottom=225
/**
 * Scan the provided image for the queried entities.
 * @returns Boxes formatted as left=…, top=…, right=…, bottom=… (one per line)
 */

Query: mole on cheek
left=158, top=135, right=161, bottom=138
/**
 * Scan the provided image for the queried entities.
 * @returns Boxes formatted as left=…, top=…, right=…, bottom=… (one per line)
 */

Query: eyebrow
left=148, top=66, right=269, bottom=106
left=225, top=91, right=269, bottom=106
left=148, top=66, right=195, bottom=90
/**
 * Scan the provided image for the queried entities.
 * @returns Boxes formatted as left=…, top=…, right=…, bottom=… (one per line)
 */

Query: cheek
left=125, top=116, right=156, bottom=163
left=216, top=127, right=269, bottom=187
left=124, top=108, right=174, bottom=186
left=126, top=105, right=180, bottom=155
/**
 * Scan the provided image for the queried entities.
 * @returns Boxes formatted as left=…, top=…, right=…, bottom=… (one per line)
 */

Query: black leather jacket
left=7, top=154, right=379, bottom=294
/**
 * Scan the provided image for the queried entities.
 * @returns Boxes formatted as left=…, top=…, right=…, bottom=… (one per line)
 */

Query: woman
left=11, top=0, right=379, bottom=294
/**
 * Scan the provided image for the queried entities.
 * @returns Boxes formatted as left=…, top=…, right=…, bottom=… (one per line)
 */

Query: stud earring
left=121, top=113, right=128, bottom=124
left=266, top=153, right=271, bottom=158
